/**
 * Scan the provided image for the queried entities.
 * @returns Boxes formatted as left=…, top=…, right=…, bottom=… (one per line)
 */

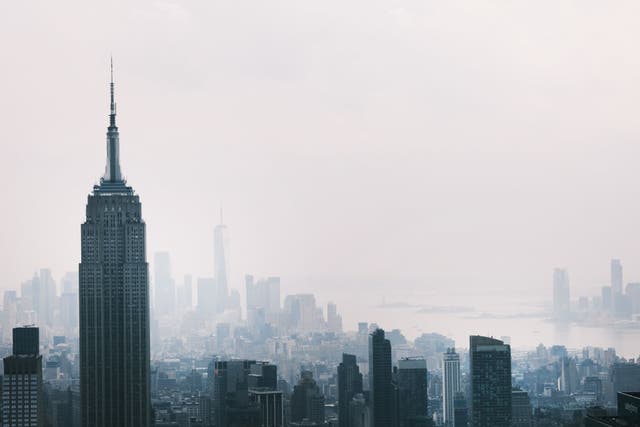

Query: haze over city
left=4, top=1, right=640, bottom=305
left=2, top=3, right=640, bottom=426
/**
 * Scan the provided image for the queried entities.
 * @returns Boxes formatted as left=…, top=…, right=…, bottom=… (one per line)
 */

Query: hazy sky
left=2, top=0, right=640, bottom=305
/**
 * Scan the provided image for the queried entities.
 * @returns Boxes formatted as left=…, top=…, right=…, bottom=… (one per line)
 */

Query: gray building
left=79, top=65, right=151, bottom=426
left=246, top=275, right=281, bottom=329
left=291, top=371, right=325, bottom=424
left=2, top=326, right=44, bottom=427
left=469, top=335, right=511, bottom=427
left=511, top=388, right=532, bottom=427
left=611, top=259, right=623, bottom=296
left=443, top=348, right=461, bottom=427
left=369, top=328, right=393, bottom=427
left=396, top=357, right=429, bottom=427
left=213, top=359, right=279, bottom=426
left=609, top=362, right=640, bottom=404
left=337, top=353, right=363, bottom=427
left=249, top=389, right=283, bottom=427
left=453, top=392, right=468, bottom=427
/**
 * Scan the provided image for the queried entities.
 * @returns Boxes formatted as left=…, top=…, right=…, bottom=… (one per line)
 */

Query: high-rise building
left=249, top=389, right=283, bottom=427
left=246, top=275, right=281, bottom=328
left=511, top=388, right=532, bottom=427
left=34, top=269, right=57, bottom=328
left=349, top=394, right=370, bottom=427
left=396, top=357, right=429, bottom=427
left=291, top=370, right=325, bottom=424
left=79, top=64, right=151, bottom=426
left=24, top=270, right=56, bottom=329
left=469, top=335, right=512, bottom=427
left=214, top=213, right=230, bottom=312
left=213, top=360, right=256, bottom=426
left=337, top=353, right=363, bottom=427
left=609, top=363, right=640, bottom=404
left=559, top=357, right=578, bottom=395
left=443, top=348, right=461, bottom=427
left=611, top=259, right=623, bottom=295
left=453, top=392, right=468, bottom=427
left=283, top=294, right=322, bottom=333
left=2, top=326, right=44, bottom=426
left=369, top=328, right=393, bottom=427
left=153, top=252, right=175, bottom=316
left=213, top=360, right=278, bottom=426
left=553, top=268, right=570, bottom=320
left=610, top=259, right=627, bottom=317
left=327, top=302, right=343, bottom=333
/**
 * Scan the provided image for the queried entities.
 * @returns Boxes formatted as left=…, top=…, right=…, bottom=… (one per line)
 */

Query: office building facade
left=469, top=335, right=512, bottom=427
left=79, top=66, right=151, bottom=426
left=2, top=326, right=44, bottom=427
left=369, top=328, right=393, bottom=427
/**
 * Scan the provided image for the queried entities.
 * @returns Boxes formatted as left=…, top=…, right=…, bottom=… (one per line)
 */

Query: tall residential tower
left=79, top=63, right=151, bottom=427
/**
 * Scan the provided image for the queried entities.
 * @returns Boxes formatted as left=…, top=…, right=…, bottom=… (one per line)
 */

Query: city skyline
left=3, top=2, right=640, bottom=426
left=4, top=2, right=640, bottom=305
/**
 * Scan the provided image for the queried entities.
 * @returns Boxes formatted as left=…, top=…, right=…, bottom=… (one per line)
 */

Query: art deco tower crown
left=103, top=57, right=122, bottom=183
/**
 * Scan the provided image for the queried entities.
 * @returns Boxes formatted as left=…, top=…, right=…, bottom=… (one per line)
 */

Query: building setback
left=337, top=353, right=363, bottom=427
left=2, top=326, right=44, bottom=427
left=79, top=62, right=151, bottom=427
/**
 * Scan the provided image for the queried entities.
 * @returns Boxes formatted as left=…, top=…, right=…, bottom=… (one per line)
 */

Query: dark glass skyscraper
left=291, top=370, right=325, bottom=424
left=338, top=353, right=363, bottom=427
left=469, top=335, right=511, bottom=427
left=79, top=63, right=151, bottom=427
left=396, top=357, right=429, bottom=427
left=369, top=328, right=393, bottom=427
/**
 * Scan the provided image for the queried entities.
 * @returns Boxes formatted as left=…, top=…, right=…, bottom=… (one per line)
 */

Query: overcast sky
left=2, top=0, right=640, bottom=304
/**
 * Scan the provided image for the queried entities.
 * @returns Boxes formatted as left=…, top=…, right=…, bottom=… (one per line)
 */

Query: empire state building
left=79, top=63, right=151, bottom=427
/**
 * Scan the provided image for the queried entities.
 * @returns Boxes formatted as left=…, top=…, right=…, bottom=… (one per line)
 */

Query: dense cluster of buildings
left=553, top=259, right=640, bottom=324
left=3, top=319, right=640, bottom=426
left=1, top=72, right=640, bottom=426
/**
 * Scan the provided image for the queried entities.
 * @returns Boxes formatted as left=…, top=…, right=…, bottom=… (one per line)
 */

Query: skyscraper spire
left=103, top=57, right=123, bottom=183
left=81, top=64, right=150, bottom=425
left=110, top=56, right=116, bottom=124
